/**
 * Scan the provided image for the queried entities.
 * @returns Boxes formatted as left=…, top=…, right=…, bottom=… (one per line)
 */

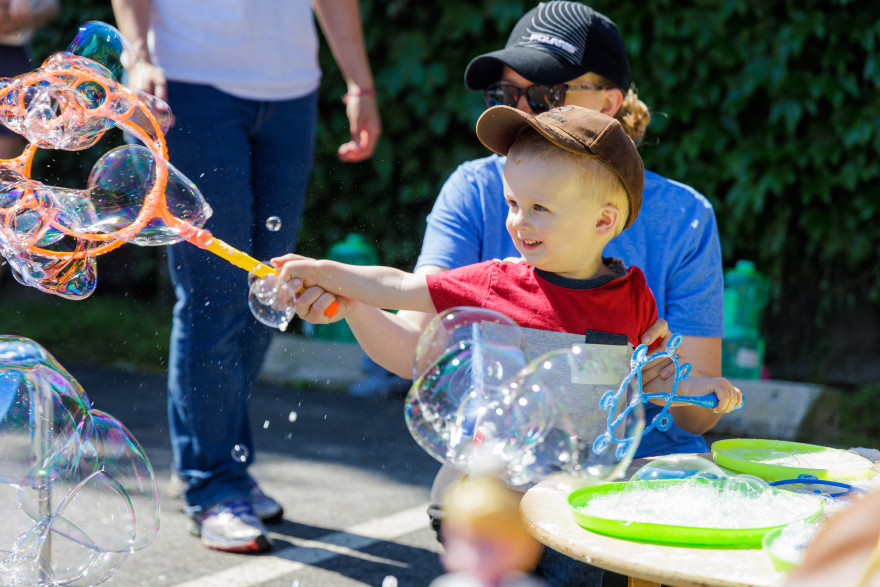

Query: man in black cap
left=465, top=0, right=632, bottom=100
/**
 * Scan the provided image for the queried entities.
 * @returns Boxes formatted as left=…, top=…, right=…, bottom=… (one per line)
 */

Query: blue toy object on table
left=593, top=334, right=744, bottom=459
left=769, top=474, right=867, bottom=499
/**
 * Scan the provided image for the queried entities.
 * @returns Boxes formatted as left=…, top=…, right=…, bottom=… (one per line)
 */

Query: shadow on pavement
left=67, top=365, right=440, bottom=489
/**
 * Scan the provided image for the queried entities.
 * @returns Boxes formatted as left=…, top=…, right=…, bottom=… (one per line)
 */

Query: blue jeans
left=164, top=81, right=317, bottom=512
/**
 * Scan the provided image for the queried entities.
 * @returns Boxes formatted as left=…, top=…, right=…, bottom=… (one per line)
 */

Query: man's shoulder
left=644, top=170, right=714, bottom=213
left=452, top=154, right=506, bottom=183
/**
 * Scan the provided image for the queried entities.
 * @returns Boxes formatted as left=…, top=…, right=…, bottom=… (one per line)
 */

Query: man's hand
left=0, top=0, right=29, bottom=34
left=7, top=0, right=30, bottom=24
left=337, top=91, right=381, bottom=162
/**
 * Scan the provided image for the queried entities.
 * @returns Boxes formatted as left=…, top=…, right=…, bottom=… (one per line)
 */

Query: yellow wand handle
left=189, top=231, right=340, bottom=318
left=204, top=237, right=277, bottom=277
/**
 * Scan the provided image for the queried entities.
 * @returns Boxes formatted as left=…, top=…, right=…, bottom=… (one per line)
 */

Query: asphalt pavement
left=68, top=366, right=446, bottom=587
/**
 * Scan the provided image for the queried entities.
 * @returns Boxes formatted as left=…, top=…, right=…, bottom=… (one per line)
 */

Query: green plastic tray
left=567, top=481, right=821, bottom=548
left=761, top=527, right=799, bottom=572
left=712, top=439, right=874, bottom=482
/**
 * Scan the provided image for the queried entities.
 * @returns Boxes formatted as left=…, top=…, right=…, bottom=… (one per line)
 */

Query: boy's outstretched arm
left=273, top=254, right=435, bottom=313
left=272, top=254, right=436, bottom=377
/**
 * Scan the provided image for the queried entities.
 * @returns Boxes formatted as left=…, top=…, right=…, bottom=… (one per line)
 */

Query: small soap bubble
left=382, top=576, right=397, bottom=587
left=288, top=411, right=298, bottom=422
left=263, top=420, right=270, bottom=429
left=248, top=272, right=295, bottom=331
left=231, top=444, right=249, bottom=463
left=266, top=216, right=282, bottom=232
left=292, top=581, right=300, bottom=587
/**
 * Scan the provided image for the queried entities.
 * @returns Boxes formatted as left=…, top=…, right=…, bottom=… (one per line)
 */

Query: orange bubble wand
left=0, top=50, right=338, bottom=316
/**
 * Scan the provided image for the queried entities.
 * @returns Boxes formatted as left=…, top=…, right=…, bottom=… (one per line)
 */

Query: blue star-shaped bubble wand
left=593, top=334, right=743, bottom=459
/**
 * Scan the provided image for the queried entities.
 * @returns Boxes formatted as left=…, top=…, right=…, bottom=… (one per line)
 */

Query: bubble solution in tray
left=761, top=518, right=824, bottom=572
left=712, top=439, right=875, bottom=481
left=567, top=455, right=824, bottom=547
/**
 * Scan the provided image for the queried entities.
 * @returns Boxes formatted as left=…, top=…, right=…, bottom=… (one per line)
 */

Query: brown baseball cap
left=476, top=105, right=644, bottom=229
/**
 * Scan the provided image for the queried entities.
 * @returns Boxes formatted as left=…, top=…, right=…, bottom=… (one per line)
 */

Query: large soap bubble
left=66, top=21, right=136, bottom=83
left=405, top=307, right=645, bottom=488
left=0, top=336, right=159, bottom=587
left=0, top=21, right=296, bottom=304
left=407, top=308, right=529, bottom=464
left=488, top=344, right=643, bottom=487
left=634, top=454, right=725, bottom=481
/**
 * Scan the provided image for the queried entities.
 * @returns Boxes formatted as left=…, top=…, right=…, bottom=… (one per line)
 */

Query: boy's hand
left=290, top=282, right=354, bottom=324
left=271, top=253, right=350, bottom=324
left=670, top=377, right=742, bottom=413
left=638, top=318, right=678, bottom=385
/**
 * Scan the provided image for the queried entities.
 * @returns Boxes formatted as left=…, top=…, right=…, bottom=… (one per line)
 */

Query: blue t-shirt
left=416, top=154, right=724, bottom=458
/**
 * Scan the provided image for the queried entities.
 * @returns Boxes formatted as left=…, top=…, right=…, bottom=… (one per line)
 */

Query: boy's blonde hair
left=507, top=128, right=630, bottom=235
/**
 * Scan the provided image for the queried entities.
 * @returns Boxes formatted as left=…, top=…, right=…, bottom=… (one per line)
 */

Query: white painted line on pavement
left=173, top=503, right=431, bottom=587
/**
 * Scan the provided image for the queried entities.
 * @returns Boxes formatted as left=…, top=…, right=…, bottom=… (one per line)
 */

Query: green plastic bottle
left=722, top=260, right=771, bottom=379
left=311, top=234, right=380, bottom=343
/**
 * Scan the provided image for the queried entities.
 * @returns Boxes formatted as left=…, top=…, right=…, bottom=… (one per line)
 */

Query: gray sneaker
left=249, top=476, right=284, bottom=523
left=189, top=499, right=273, bottom=553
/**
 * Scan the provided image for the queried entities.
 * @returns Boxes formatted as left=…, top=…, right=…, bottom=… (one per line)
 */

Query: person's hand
left=7, top=0, right=30, bottom=24
left=289, top=281, right=354, bottom=324
left=271, top=253, right=351, bottom=324
left=337, top=90, right=381, bottom=162
left=0, top=0, right=30, bottom=34
left=680, top=377, right=742, bottom=413
left=131, top=62, right=169, bottom=104
left=638, top=318, right=678, bottom=386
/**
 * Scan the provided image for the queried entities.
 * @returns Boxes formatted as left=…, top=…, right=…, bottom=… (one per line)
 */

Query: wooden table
left=520, top=455, right=787, bottom=587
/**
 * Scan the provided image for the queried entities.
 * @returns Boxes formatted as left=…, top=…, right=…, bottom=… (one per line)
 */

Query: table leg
left=628, top=577, right=661, bottom=587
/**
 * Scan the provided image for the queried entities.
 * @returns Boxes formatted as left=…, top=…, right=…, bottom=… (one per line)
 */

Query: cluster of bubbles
left=763, top=517, right=824, bottom=568
left=0, top=21, right=212, bottom=300
left=405, top=307, right=647, bottom=487
left=0, top=336, right=159, bottom=586
left=718, top=442, right=875, bottom=472
left=577, top=455, right=823, bottom=530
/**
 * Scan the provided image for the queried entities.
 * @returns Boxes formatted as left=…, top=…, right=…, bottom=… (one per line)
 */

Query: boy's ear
left=595, top=204, right=621, bottom=235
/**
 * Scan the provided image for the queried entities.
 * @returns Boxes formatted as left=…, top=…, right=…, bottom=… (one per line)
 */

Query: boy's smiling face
left=503, top=157, right=622, bottom=280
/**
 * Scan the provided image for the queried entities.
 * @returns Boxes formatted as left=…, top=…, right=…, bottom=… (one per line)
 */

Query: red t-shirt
left=426, top=259, right=659, bottom=350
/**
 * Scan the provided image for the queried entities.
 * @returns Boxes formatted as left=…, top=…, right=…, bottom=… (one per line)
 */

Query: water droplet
left=266, top=216, right=282, bottom=232
left=231, top=444, right=249, bottom=463
left=263, top=420, right=270, bottom=429
left=288, top=411, right=297, bottom=422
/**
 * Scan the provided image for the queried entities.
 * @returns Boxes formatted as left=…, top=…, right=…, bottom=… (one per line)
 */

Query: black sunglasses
left=483, top=82, right=609, bottom=114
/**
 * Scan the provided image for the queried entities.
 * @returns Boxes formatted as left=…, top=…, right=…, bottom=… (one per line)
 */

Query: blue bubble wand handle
left=640, top=391, right=744, bottom=410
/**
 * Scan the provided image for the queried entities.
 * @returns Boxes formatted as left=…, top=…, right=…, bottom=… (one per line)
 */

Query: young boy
left=273, top=105, right=742, bottom=419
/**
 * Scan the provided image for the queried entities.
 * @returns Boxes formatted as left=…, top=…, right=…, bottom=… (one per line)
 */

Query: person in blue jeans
left=111, top=0, right=382, bottom=553
left=397, top=2, right=724, bottom=585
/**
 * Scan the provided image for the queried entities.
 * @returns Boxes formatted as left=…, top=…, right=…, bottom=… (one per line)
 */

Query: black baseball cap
left=464, top=2, right=631, bottom=91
